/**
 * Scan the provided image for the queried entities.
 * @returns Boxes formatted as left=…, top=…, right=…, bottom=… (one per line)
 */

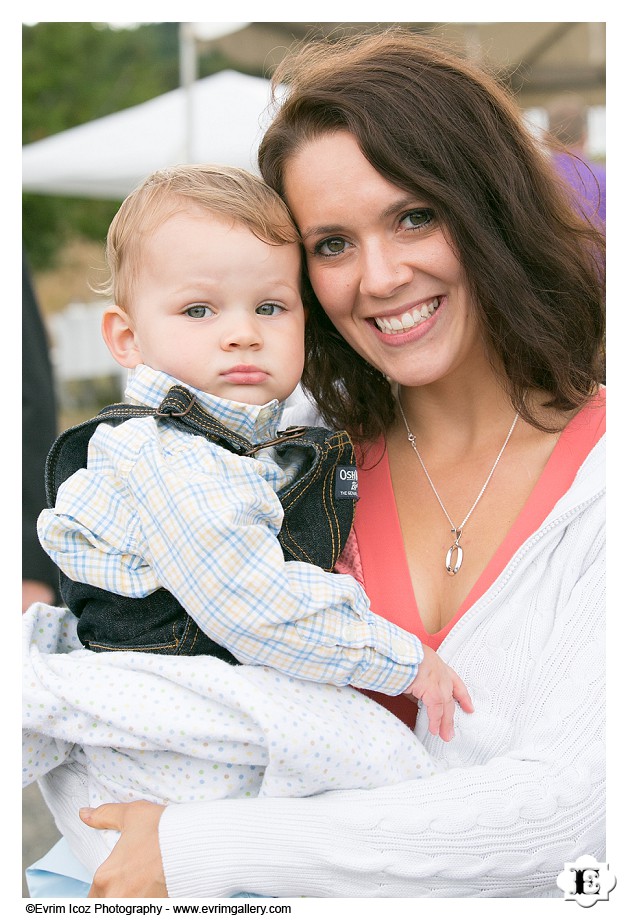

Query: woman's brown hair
left=259, top=29, right=605, bottom=440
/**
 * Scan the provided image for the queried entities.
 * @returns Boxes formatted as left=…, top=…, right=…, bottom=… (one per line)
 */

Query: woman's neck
left=396, top=366, right=515, bottom=455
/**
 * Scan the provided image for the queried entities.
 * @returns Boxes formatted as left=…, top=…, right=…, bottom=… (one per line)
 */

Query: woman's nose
left=359, top=241, right=413, bottom=299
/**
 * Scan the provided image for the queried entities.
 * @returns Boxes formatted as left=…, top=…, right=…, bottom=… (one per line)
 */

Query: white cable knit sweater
left=157, top=435, right=605, bottom=898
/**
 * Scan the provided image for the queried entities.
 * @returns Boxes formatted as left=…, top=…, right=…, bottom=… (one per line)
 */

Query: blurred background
left=22, top=20, right=606, bottom=895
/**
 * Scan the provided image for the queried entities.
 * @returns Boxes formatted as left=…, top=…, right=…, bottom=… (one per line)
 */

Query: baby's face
left=126, top=207, right=305, bottom=405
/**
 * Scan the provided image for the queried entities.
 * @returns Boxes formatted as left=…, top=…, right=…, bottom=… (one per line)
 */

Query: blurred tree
left=23, top=22, right=180, bottom=268
left=22, top=22, right=235, bottom=269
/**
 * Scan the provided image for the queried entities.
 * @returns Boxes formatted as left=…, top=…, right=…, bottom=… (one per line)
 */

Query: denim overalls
left=45, top=385, right=358, bottom=662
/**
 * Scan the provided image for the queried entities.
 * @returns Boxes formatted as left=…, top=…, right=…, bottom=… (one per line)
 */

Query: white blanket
left=23, top=603, right=436, bottom=819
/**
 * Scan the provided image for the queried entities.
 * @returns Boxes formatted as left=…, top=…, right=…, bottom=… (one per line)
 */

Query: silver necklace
left=398, top=399, right=520, bottom=576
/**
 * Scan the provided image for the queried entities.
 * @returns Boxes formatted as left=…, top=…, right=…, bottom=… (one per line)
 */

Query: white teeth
left=374, top=298, right=439, bottom=335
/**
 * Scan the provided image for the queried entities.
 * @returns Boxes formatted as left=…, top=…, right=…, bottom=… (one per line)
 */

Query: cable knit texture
left=158, top=437, right=605, bottom=898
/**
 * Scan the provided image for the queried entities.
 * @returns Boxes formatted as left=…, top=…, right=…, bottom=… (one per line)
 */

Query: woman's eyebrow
left=300, top=197, right=425, bottom=241
left=300, top=224, right=344, bottom=241
left=380, top=195, right=424, bottom=219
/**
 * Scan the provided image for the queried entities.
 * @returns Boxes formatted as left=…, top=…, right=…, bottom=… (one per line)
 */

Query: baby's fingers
left=424, top=698, right=444, bottom=738
left=452, top=673, right=474, bottom=713
left=424, top=695, right=457, bottom=741
left=438, top=698, right=456, bottom=742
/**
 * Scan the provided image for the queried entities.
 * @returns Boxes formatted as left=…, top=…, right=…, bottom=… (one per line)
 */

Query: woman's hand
left=404, top=646, right=474, bottom=741
left=80, top=801, right=168, bottom=898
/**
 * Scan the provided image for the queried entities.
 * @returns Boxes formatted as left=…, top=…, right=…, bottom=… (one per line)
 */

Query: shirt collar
left=124, top=365, right=285, bottom=442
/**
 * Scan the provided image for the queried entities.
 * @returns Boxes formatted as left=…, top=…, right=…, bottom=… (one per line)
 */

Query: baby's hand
left=405, top=646, right=473, bottom=742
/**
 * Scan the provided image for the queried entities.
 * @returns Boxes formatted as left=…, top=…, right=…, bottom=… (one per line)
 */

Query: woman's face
left=283, top=131, right=486, bottom=388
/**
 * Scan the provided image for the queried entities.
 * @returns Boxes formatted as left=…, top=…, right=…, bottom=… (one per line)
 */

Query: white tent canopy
left=22, top=70, right=281, bottom=200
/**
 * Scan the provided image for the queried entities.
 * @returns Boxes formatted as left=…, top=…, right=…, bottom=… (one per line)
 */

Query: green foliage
left=23, top=194, right=121, bottom=270
left=22, top=22, right=181, bottom=142
left=22, top=22, right=182, bottom=268
left=22, top=22, right=260, bottom=269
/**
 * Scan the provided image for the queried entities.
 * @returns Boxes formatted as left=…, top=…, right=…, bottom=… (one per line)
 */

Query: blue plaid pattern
left=38, top=365, right=422, bottom=693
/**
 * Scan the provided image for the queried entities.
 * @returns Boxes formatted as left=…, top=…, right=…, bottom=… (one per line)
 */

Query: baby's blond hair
left=102, top=164, right=300, bottom=308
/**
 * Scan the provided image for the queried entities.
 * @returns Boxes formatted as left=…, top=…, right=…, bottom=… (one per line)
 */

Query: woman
left=38, top=30, right=605, bottom=898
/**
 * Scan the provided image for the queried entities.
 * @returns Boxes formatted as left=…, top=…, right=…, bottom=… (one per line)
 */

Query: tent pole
left=179, top=23, right=198, bottom=162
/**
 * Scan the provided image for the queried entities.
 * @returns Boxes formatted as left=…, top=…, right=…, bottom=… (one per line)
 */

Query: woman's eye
left=256, top=303, right=284, bottom=316
left=400, top=209, right=435, bottom=230
left=185, top=305, right=211, bottom=318
left=314, top=237, right=347, bottom=257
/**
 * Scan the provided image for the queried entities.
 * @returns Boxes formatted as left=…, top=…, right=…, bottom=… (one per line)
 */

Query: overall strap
left=155, top=385, right=308, bottom=456
left=45, top=385, right=309, bottom=505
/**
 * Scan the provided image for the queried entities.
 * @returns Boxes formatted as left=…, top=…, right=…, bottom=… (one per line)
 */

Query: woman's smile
left=371, top=296, right=442, bottom=336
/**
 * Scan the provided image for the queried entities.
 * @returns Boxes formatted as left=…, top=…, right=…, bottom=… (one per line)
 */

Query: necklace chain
left=397, top=399, right=520, bottom=576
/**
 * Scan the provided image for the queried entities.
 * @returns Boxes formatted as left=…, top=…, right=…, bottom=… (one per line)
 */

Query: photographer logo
left=556, top=855, right=616, bottom=907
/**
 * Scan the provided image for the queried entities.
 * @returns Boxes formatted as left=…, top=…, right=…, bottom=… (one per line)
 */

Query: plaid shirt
left=38, top=365, right=422, bottom=693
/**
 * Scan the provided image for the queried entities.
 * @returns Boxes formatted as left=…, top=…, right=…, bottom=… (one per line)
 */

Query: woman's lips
left=373, top=297, right=441, bottom=335
left=221, top=366, right=269, bottom=385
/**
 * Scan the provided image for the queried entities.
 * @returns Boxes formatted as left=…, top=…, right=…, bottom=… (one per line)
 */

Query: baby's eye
left=314, top=237, right=347, bottom=257
left=400, top=209, right=435, bottom=230
left=185, top=305, right=212, bottom=318
left=256, top=303, right=284, bottom=316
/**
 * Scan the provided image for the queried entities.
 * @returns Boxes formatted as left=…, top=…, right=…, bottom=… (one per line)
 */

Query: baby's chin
left=217, top=386, right=283, bottom=408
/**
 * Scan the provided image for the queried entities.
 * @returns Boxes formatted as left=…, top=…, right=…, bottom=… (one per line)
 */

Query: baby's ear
left=102, top=305, right=142, bottom=368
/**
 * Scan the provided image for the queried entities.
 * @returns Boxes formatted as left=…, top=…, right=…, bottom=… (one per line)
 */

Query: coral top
left=349, top=390, right=606, bottom=726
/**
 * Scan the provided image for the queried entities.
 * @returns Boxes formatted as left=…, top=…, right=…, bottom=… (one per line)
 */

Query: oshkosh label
left=335, top=465, right=359, bottom=500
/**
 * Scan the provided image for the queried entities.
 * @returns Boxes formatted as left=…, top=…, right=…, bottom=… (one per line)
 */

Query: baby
left=24, top=164, right=471, bottom=867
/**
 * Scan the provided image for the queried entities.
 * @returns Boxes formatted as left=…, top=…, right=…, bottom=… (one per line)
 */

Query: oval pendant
left=445, top=541, right=463, bottom=576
